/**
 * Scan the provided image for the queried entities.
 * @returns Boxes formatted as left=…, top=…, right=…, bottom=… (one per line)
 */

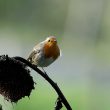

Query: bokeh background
left=0, top=0, right=110, bottom=110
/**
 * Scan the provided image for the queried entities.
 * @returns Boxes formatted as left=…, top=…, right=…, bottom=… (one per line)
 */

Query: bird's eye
left=48, top=40, right=50, bottom=42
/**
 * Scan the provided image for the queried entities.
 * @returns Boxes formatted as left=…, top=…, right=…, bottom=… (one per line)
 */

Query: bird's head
left=45, top=36, right=57, bottom=47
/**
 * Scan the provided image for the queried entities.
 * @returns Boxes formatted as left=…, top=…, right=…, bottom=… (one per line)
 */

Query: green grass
left=0, top=79, right=110, bottom=110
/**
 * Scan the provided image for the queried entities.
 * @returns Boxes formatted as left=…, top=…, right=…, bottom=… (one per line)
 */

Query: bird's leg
left=42, top=67, right=46, bottom=74
left=42, top=67, right=48, bottom=76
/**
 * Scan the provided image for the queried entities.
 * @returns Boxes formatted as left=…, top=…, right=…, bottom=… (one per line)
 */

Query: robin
left=27, top=36, right=60, bottom=69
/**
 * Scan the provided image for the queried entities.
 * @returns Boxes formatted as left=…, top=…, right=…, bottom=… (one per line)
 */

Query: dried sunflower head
left=0, top=55, right=35, bottom=103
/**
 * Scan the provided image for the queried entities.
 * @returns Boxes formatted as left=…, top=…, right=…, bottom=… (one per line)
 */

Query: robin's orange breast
left=44, top=43, right=60, bottom=60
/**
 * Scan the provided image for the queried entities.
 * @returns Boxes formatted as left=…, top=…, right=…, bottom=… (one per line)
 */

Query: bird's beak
left=54, top=40, right=57, bottom=43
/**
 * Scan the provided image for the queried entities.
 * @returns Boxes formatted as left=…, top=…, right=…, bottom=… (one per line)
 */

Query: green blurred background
left=0, top=0, right=110, bottom=110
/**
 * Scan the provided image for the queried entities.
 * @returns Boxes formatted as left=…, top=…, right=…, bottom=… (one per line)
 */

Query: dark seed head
left=0, top=55, right=35, bottom=103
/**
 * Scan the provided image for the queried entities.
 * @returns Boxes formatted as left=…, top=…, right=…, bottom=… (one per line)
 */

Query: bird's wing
left=27, top=50, right=37, bottom=63
left=33, top=41, right=45, bottom=51
left=27, top=41, right=45, bottom=63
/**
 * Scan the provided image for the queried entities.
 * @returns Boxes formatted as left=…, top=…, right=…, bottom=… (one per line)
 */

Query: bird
left=27, top=36, right=60, bottom=70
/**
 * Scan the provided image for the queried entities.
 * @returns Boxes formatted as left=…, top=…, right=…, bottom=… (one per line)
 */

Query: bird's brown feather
left=44, top=43, right=60, bottom=60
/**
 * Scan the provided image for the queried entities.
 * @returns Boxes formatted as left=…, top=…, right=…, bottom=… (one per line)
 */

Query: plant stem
left=13, top=56, right=72, bottom=110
